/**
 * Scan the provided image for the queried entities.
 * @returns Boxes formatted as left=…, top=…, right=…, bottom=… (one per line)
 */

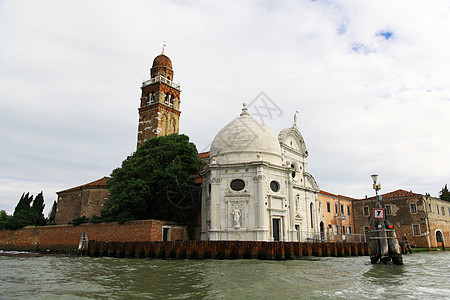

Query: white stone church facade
left=201, top=104, right=325, bottom=242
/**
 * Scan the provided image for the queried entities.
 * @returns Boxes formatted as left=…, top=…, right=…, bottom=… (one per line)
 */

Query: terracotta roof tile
left=361, top=189, right=421, bottom=201
left=320, top=190, right=357, bottom=201
left=57, top=176, right=110, bottom=194
left=198, top=151, right=210, bottom=159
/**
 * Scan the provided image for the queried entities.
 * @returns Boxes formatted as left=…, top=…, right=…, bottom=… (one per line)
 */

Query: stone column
left=254, top=169, right=266, bottom=241
left=209, top=173, right=221, bottom=241
left=287, top=173, right=295, bottom=241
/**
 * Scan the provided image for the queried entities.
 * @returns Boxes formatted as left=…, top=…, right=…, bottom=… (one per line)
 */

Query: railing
left=142, top=75, right=181, bottom=90
left=368, top=229, right=396, bottom=240
left=298, top=231, right=363, bottom=243
left=344, top=234, right=364, bottom=243
left=303, top=231, right=324, bottom=242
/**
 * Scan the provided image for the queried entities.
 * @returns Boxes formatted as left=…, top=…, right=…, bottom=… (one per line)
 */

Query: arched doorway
left=436, top=230, right=445, bottom=248
left=320, top=221, right=325, bottom=241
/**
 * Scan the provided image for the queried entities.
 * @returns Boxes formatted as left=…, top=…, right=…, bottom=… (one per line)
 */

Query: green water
left=0, top=251, right=449, bottom=299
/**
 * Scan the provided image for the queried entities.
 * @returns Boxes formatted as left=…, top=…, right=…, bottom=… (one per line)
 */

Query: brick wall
left=0, top=219, right=188, bottom=251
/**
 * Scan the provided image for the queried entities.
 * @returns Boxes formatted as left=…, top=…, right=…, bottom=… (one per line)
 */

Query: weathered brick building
left=55, top=177, right=109, bottom=225
left=352, top=189, right=449, bottom=248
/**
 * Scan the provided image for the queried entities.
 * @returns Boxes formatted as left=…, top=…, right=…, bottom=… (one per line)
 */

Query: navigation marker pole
left=368, top=174, right=403, bottom=265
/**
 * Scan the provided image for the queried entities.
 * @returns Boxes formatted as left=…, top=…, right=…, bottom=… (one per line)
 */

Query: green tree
left=102, top=134, right=205, bottom=229
left=13, top=192, right=33, bottom=215
left=30, top=191, right=46, bottom=226
left=439, top=184, right=450, bottom=202
left=6, top=192, right=47, bottom=229
left=0, top=210, right=11, bottom=230
left=48, top=200, right=57, bottom=224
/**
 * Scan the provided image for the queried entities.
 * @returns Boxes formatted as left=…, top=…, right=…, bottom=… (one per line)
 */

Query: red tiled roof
left=361, top=189, right=421, bottom=201
left=57, top=176, right=110, bottom=194
left=320, top=190, right=357, bottom=201
left=198, top=151, right=210, bottom=159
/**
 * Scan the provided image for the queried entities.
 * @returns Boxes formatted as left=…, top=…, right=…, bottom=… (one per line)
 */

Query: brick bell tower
left=137, top=49, right=181, bottom=148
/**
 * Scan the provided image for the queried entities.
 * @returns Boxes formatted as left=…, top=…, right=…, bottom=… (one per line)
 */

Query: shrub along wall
left=0, top=220, right=188, bottom=251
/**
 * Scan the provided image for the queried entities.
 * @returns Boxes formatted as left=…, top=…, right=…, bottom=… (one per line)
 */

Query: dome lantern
left=151, top=54, right=174, bottom=80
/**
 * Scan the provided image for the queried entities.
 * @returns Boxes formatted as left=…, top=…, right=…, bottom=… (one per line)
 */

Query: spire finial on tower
left=294, top=110, right=299, bottom=126
left=240, top=103, right=250, bottom=117
left=161, top=40, right=166, bottom=54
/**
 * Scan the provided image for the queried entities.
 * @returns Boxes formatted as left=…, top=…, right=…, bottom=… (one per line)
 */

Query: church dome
left=152, top=54, right=172, bottom=69
left=210, top=104, right=283, bottom=165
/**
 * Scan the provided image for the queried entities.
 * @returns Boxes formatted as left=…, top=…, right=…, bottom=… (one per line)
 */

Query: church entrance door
left=320, top=222, right=324, bottom=241
left=273, top=218, right=281, bottom=241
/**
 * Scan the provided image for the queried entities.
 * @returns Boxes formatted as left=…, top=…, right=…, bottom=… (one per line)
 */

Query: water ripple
left=0, top=252, right=448, bottom=299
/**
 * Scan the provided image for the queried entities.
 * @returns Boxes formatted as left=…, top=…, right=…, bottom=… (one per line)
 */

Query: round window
left=270, top=181, right=280, bottom=192
left=230, top=179, right=245, bottom=191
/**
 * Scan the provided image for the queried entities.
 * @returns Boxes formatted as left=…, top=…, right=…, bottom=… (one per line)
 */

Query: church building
left=55, top=50, right=327, bottom=243
left=201, top=104, right=324, bottom=241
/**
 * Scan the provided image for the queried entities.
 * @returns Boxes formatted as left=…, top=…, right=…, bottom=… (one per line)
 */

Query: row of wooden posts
left=86, top=240, right=369, bottom=260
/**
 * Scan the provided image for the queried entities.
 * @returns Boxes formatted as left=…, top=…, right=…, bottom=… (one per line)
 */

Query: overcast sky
left=1, top=0, right=449, bottom=215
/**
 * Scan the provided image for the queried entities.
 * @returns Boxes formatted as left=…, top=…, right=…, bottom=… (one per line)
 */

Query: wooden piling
left=82, top=240, right=368, bottom=260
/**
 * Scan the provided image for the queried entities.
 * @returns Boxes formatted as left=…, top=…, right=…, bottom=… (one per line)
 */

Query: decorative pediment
left=295, top=213, right=303, bottom=221
left=304, top=172, right=320, bottom=192
left=278, top=126, right=308, bottom=157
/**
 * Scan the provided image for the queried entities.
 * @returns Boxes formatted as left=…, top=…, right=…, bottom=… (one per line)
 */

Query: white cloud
left=0, top=0, right=449, bottom=214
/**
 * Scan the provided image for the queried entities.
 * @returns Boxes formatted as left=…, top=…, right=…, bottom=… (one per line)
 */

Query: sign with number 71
left=373, top=208, right=385, bottom=219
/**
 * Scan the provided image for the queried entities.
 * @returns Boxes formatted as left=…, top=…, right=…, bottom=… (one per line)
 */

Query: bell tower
left=137, top=50, right=181, bottom=148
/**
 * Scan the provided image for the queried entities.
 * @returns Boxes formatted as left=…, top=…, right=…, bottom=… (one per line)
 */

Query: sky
left=1, top=0, right=449, bottom=215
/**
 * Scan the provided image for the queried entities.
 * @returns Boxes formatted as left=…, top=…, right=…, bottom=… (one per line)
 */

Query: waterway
left=0, top=251, right=449, bottom=299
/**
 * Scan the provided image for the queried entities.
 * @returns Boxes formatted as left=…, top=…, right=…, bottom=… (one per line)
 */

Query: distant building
left=352, top=189, right=449, bottom=248
left=55, top=177, right=109, bottom=225
left=318, top=191, right=357, bottom=242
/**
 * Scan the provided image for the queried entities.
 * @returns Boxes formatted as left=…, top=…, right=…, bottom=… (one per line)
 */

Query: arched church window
left=310, top=203, right=314, bottom=229
left=148, top=92, right=154, bottom=104
left=230, top=179, right=245, bottom=191
left=291, top=163, right=299, bottom=181
left=165, top=94, right=172, bottom=106
left=270, top=181, right=280, bottom=192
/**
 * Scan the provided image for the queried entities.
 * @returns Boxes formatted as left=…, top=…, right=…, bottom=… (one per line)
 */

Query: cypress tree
left=48, top=200, right=57, bottom=224
left=31, top=191, right=46, bottom=226
left=13, top=192, right=33, bottom=216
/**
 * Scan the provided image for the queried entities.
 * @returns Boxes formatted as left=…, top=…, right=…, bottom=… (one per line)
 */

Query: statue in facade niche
left=232, top=209, right=241, bottom=228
